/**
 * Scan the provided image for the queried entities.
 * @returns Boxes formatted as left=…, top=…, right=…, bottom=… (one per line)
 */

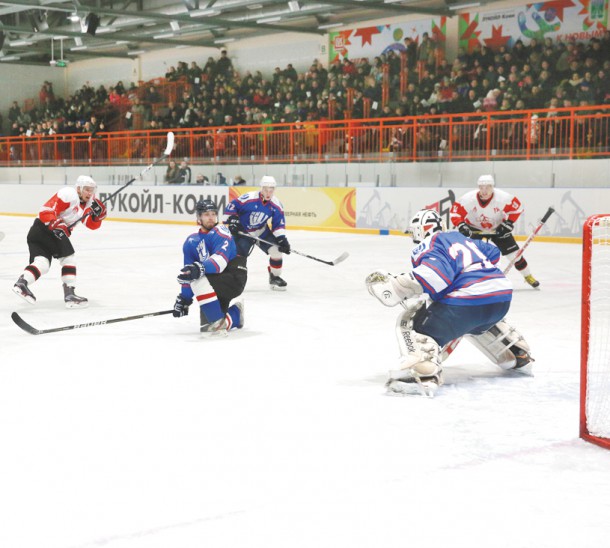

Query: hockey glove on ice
left=177, top=262, right=205, bottom=284
left=89, top=199, right=107, bottom=221
left=173, top=295, right=193, bottom=318
left=457, top=222, right=474, bottom=238
left=496, top=220, right=514, bottom=237
left=226, top=215, right=244, bottom=235
left=276, top=235, right=291, bottom=254
left=49, top=219, right=71, bottom=240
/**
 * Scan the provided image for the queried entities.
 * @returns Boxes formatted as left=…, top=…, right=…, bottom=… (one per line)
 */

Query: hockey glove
left=276, top=235, right=291, bottom=254
left=177, top=261, right=205, bottom=284
left=89, top=198, right=107, bottom=221
left=226, top=215, right=244, bottom=235
left=173, top=295, right=193, bottom=318
left=457, top=222, right=474, bottom=238
left=496, top=220, right=514, bottom=237
left=49, top=219, right=71, bottom=240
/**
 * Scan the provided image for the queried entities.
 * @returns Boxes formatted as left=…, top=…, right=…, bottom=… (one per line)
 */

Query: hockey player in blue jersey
left=366, top=208, right=533, bottom=397
left=172, top=199, right=247, bottom=336
left=224, top=175, right=291, bottom=290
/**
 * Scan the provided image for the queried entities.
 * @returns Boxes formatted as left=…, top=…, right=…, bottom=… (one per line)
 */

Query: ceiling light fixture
left=0, top=55, right=21, bottom=61
left=70, top=45, right=88, bottom=51
left=214, top=37, right=236, bottom=44
left=288, top=1, right=301, bottom=11
left=127, top=49, right=146, bottom=55
left=153, top=32, right=175, bottom=39
left=170, top=21, right=180, bottom=31
left=190, top=9, right=221, bottom=17
left=318, top=22, right=343, bottom=30
left=10, top=39, right=34, bottom=47
left=257, top=16, right=282, bottom=24
left=448, top=2, right=481, bottom=9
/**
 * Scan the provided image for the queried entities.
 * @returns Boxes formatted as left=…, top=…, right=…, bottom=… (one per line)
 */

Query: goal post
left=580, top=214, right=610, bottom=450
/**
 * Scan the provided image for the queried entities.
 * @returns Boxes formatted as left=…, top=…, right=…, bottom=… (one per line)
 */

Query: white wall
left=0, top=158, right=605, bottom=189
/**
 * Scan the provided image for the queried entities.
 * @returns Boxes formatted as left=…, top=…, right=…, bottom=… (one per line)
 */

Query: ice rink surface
left=1, top=214, right=610, bottom=548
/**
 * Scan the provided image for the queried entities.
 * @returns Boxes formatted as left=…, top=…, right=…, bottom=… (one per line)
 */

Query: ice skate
left=63, top=284, right=89, bottom=309
left=269, top=270, right=287, bottom=291
left=386, top=374, right=441, bottom=398
left=200, top=314, right=227, bottom=338
left=13, top=276, right=36, bottom=304
left=524, top=274, right=540, bottom=289
left=234, top=300, right=245, bottom=328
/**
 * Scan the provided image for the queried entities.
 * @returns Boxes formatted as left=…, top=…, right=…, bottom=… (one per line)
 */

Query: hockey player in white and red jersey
left=366, top=209, right=533, bottom=397
left=450, top=174, right=540, bottom=288
left=224, top=175, right=291, bottom=290
left=12, top=175, right=107, bottom=308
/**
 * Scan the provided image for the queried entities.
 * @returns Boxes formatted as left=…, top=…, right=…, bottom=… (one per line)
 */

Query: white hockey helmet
left=408, top=209, right=445, bottom=244
left=477, top=174, right=495, bottom=187
left=260, top=175, right=277, bottom=188
left=75, top=175, right=97, bottom=189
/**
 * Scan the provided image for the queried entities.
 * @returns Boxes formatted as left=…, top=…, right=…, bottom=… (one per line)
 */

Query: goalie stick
left=11, top=309, right=173, bottom=335
left=237, top=231, right=349, bottom=266
left=441, top=206, right=555, bottom=359
left=68, top=131, right=175, bottom=230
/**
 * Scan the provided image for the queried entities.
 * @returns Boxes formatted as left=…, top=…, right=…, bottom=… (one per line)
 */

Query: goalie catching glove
left=365, top=271, right=423, bottom=307
left=48, top=218, right=71, bottom=240
left=173, top=295, right=192, bottom=318
left=88, top=198, right=107, bottom=222
left=177, top=261, right=205, bottom=284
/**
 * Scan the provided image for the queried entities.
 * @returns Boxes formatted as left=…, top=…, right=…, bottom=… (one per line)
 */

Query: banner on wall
left=459, top=0, right=609, bottom=53
left=355, top=186, right=601, bottom=237
left=329, top=17, right=446, bottom=62
left=230, top=187, right=356, bottom=229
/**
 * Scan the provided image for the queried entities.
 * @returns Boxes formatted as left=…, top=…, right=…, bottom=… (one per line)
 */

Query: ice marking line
left=68, top=509, right=246, bottom=548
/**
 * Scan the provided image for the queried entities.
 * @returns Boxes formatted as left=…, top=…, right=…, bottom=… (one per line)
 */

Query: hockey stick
left=441, top=206, right=555, bottom=359
left=502, top=206, right=555, bottom=273
left=11, top=309, right=173, bottom=335
left=236, top=231, right=349, bottom=266
left=68, top=131, right=175, bottom=230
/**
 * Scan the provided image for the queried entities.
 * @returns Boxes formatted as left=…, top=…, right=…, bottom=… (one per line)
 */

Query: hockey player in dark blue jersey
left=224, top=175, right=291, bottom=290
left=366, top=208, right=533, bottom=397
left=173, top=199, right=247, bottom=336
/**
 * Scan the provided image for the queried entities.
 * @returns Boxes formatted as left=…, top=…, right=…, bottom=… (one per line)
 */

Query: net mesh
left=586, top=215, right=610, bottom=439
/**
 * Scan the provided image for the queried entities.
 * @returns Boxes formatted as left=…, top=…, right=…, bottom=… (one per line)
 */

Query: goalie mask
left=407, top=209, right=445, bottom=244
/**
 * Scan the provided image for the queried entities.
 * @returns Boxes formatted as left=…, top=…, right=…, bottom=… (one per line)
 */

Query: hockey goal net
left=581, top=214, right=610, bottom=449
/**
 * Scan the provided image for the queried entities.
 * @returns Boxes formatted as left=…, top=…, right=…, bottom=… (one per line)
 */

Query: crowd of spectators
left=3, top=31, right=610, bottom=158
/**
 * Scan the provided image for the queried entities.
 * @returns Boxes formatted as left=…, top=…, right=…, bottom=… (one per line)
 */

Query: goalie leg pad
left=466, top=320, right=533, bottom=370
left=387, top=308, right=443, bottom=397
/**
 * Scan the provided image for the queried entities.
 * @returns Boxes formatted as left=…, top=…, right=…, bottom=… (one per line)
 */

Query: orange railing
left=1, top=105, right=609, bottom=166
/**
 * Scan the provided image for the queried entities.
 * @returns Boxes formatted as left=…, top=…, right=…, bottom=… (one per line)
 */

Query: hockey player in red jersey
left=13, top=175, right=107, bottom=308
left=450, top=174, right=540, bottom=288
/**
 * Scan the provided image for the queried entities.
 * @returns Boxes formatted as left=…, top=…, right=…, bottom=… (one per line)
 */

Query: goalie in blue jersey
left=366, top=209, right=533, bottom=397
left=173, top=199, right=247, bottom=337
left=224, top=175, right=291, bottom=291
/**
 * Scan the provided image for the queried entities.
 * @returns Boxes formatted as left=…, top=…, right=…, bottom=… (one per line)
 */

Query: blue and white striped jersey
left=411, top=231, right=512, bottom=306
left=225, top=191, right=286, bottom=238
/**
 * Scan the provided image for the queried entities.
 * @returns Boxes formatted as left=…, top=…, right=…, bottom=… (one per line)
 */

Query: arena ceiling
left=0, top=0, right=486, bottom=66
